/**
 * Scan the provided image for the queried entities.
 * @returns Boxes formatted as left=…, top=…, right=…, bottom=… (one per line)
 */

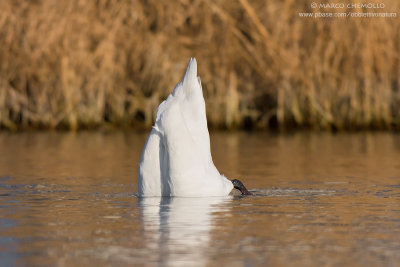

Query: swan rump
left=138, top=58, right=233, bottom=197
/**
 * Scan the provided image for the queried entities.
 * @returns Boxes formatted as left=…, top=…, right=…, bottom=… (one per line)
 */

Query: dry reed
left=0, top=0, right=399, bottom=130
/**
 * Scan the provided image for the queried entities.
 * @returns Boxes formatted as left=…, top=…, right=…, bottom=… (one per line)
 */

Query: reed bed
left=0, top=0, right=399, bottom=130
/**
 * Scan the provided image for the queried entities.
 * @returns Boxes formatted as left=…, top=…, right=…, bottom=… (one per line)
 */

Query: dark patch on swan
left=231, top=179, right=252, bottom=195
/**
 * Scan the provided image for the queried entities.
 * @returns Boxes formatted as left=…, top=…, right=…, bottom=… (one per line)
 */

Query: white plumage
left=138, top=58, right=233, bottom=197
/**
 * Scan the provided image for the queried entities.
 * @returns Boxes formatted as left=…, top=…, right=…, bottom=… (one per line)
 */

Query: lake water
left=0, top=131, right=399, bottom=266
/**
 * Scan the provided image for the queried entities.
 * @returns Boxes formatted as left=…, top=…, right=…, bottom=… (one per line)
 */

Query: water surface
left=0, top=132, right=399, bottom=266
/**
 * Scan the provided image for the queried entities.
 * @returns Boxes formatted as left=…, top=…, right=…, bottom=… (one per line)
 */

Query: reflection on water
left=139, top=197, right=231, bottom=266
left=0, top=132, right=400, bottom=266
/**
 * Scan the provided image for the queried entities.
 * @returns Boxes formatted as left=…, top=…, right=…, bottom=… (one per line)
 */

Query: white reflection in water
left=139, top=196, right=231, bottom=266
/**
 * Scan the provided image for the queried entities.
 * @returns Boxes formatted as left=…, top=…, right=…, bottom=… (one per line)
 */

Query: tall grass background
left=0, top=0, right=399, bottom=130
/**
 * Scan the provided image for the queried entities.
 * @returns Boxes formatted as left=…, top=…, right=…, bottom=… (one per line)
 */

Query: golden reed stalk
left=0, top=0, right=399, bottom=130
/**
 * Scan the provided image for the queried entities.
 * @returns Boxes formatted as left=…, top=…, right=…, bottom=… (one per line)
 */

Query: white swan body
left=138, top=58, right=233, bottom=197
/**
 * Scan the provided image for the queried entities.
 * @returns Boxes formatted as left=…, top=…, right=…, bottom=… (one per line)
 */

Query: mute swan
left=138, top=58, right=251, bottom=197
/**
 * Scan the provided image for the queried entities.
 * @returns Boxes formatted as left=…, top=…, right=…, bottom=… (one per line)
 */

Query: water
left=0, top=132, right=400, bottom=266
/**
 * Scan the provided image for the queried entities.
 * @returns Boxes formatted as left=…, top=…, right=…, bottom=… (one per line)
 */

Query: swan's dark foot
left=231, top=179, right=252, bottom=195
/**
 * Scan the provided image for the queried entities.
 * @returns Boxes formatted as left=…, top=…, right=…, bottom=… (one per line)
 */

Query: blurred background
left=0, top=0, right=399, bottom=131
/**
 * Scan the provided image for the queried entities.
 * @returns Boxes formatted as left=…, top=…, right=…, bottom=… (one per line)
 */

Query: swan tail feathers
left=182, top=58, right=197, bottom=83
